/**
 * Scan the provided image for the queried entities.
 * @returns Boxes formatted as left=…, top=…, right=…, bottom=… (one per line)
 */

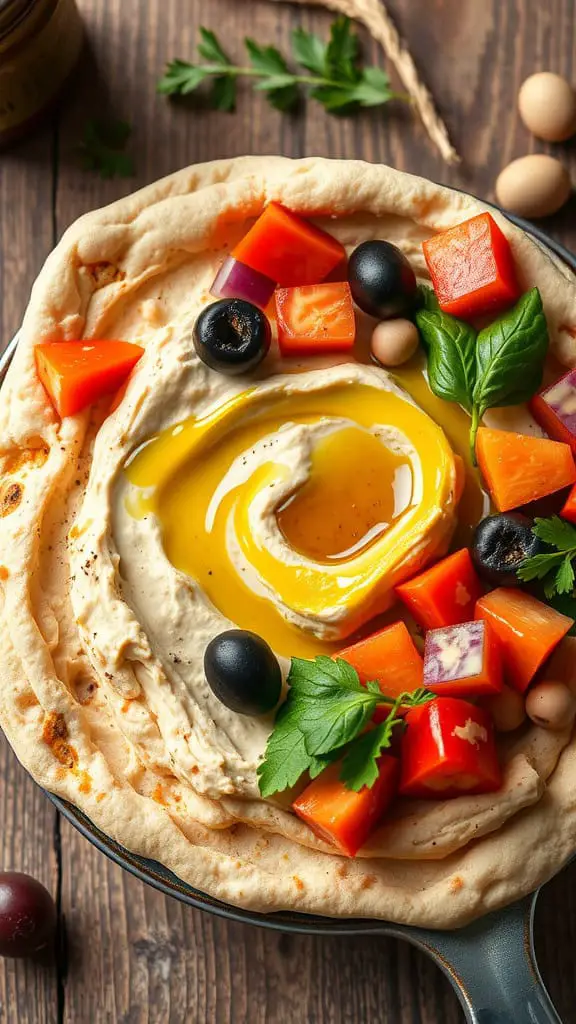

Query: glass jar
left=0, top=0, right=83, bottom=146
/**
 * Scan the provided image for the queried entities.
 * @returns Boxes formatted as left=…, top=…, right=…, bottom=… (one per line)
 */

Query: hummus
left=1, top=156, right=576, bottom=927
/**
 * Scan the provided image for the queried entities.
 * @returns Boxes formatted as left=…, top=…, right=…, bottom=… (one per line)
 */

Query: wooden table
left=2, top=1, right=576, bottom=1020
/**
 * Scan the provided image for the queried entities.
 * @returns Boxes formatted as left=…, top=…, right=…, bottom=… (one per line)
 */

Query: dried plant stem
left=267, top=0, right=461, bottom=165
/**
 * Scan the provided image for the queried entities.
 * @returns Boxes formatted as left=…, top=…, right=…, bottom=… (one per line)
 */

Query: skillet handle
left=404, top=892, right=562, bottom=1023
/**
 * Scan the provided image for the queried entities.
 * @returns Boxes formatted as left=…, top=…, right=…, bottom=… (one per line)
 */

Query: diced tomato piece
left=338, top=621, right=424, bottom=722
left=530, top=369, right=576, bottom=457
left=399, top=697, right=501, bottom=798
left=396, top=549, right=484, bottom=631
left=561, top=483, right=576, bottom=524
left=35, top=341, right=144, bottom=418
left=275, top=282, right=356, bottom=356
left=422, top=212, right=520, bottom=321
left=232, top=202, right=346, bottom=287
left=423, top=619, right=503, bottom=697
left=476, top=427, right=576, bottom=512
left=293, top=754, right=399, bottom=857
left=476, top=588, right=573, bottom=693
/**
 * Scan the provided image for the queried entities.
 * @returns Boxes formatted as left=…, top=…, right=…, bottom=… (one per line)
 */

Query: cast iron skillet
left=1, top=211, right=573, bottom=1024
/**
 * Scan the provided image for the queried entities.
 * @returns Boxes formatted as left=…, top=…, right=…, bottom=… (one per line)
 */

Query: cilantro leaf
left=556, top=556, right=575, bottom=595
left=296, top=691, right=379, bottom=756
left=197, top=27, right=232, bottom=65
left=292, top=26, right=327, bottom=76
left=517, top=551, right=565, bottom=583
left=340, top=721, right=400, bottom=791
left=256, top=704, right=314, bottom=798
left=325, top=16, right=359, bottom=83
left=210, top=75, right=236, bottom=112
left=532, top=515, right=576, bottom=552
left=346, top=67, right=395, bottom=107
left=245, top=38, right=299, bottom=111
left=78, top=119, right=135, bottom=179
left=157, top=60, right=212, bottom=95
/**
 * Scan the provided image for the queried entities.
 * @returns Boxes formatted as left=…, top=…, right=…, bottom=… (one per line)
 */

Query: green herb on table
left=518, top=516, right=576, bottom=599
left=158, top=18, right=406, bottom=115
left=416, top=287, right=549, bottom=464
left=257, top=655, right=433, bottom=797
left=78, top=119, right=135, bottom=179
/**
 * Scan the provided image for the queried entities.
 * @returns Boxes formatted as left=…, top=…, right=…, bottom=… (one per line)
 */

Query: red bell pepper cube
left=399, top=697, right=501, bottom=799
left=422, top=212, right=520, bottom=321
left=293, top=754, right=399, bottom=857
left=423, top=619, right=503, bottom=697
left=275, top=282, right=356, bottom=356
left=396, top=549, right=484, bottom=631
left=476, top=588, right=573, bottom=693
left=232, top=201, right=346, bottom=287
left=561, top=483, right=576, bottom=524
left=35, top=340, right=144, bottom=418
left=338, top=621, right=423, bottom=722
left=530, top=369, right=576, bottom=457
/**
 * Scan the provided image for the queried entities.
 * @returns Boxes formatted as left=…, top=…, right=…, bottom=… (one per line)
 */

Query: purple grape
left=0, top=872, right=56, bottom=958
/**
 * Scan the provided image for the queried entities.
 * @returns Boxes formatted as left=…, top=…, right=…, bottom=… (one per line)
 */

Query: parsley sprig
left=518, top=516, right=576, bottom=599
left=257, top=656, right=433, bottom=797
left=78, top=119, right=135, bottom=180
left=158, top=19, right=406, bottom=114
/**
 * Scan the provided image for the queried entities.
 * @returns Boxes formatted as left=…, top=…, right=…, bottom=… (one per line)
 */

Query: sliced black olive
left=471, top=513, right=543, bottom=586
left=204, top=629, right=282, bottom=716
left=348, top=240, right=417, bottom=320
left=194, top=299, right=271, bottom=376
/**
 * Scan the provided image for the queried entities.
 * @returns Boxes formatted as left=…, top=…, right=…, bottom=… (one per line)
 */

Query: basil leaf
left=473, top=288, right=549, bottom=417
left=416, top=308, right=477, bottom=412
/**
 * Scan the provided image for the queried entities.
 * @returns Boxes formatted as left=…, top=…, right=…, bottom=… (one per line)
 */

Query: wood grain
left=2, top=0, right=576, bottom=1021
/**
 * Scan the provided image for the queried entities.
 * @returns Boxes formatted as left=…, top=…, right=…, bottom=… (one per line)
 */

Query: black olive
left=194, top=299, right=271, bottom=375
left=472, top=513, right=543, bottom=586
left=0, top=873, right=56, bottom=959
left=348, top=241, right=417, bottom=320
left=204, top=629, right=282, bottom=716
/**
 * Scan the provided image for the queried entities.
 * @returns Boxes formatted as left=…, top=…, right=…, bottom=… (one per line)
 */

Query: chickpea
left=486, top=685, right=526, bottom=733
left=371, top=319, right=419, bottom=368
left=525, top=681, right=576, bottom=731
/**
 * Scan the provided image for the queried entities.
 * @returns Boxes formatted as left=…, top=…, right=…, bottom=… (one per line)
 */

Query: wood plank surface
left=2, top=0, right=576, bottom=1021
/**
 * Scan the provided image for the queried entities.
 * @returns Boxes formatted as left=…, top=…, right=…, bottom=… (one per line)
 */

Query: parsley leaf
left=257, top=656, right=433, bottom=797
left=518, top=515, right=576, bottom=600
left=291, top=26, right=327, bottom=76
left=340, top=720, right=400, bottom=791
left=158, top=19, right=407, bottom=117
left=532, top=515, right=576, bottom=551
left=78, top=119, right=135, bottom=179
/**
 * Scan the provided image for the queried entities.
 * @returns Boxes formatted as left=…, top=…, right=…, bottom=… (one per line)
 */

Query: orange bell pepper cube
left=35, top=341, right=144, bottom=418
left=422, top=212, right=520, bottom=322
left=396, top=549, right=484, bottom=631
left=476, top=427, right=576, bottom=512
left=293, top=754, right=399, bottom=857
left=275, top=282, right=356, bottom=356
left=530, top=369, right=576, bottom=457
left=561, top=483, right=576, bottom=524
left=423, top=619, right=503, bottom=697
left=232, top=201, right=346, bottom=287
left=338, top=621, right=423, bottom=721
left=476, top=588, right=574, bottom=693
left=399, top=697, right=501, bottom=799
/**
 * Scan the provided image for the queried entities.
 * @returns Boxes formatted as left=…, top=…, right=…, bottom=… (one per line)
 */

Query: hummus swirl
left=1, top=157, right=576, bottom=926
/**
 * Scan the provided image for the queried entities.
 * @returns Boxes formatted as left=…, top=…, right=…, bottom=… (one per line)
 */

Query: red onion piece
left=210, top=257, right=276, bottom=309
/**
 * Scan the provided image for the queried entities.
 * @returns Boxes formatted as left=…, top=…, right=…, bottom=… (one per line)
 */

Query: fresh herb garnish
left=78, top=119, right=135, bottom=179
left=416, top=288, right=549, bottom=463
left=518, top=516, right=576, bottom=598
left=257, top=655, right=433, bottom=797
left=472, top=288, right=549, bottom=452
left=158, top=18, right=406, bottom=115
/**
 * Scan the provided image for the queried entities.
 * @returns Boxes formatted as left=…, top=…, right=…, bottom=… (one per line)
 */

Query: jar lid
left=0, top=0, right=36, bottom=38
